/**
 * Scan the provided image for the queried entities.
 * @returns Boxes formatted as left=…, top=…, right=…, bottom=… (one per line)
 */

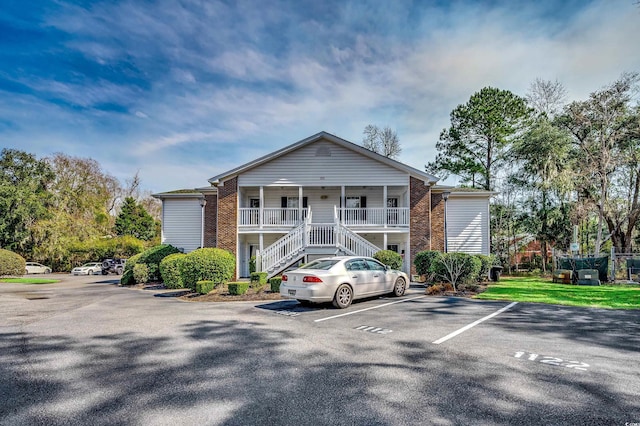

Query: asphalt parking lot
left=1, top=275, right=639, bottom=425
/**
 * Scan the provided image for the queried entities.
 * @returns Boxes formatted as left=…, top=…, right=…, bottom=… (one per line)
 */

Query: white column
left=383, top=185, right=388, bottom=228
left=298, top=186, right=303, bottom=222
left=341, top=185, right=345, bottom=223
left=383, top=233, right=387, bottom=251
left=259, top=186, right=264, bottom=229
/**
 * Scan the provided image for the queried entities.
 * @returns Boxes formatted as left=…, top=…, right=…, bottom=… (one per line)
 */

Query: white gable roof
left=208, top=131, right=439, bottom=186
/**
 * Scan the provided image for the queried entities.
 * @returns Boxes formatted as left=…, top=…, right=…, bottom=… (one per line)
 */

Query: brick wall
left=217, top=177, right=238, bottom=277
left=409, top=177, right=432, bottom=274
left=431, top=192, right=445, bottom=252
left=203, top=193, right=217, bottom=247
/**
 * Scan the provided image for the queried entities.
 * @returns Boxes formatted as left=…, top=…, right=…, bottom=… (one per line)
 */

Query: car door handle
left=373, top=274, right=379, bottom=277
left=352, top=275, right=358, bottom=278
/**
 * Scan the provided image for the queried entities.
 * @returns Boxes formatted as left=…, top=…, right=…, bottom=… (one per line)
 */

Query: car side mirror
left=385, top=265, right=390, bottom=271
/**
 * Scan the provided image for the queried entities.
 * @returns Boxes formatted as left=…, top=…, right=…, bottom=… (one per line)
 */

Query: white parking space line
left=432, top=302, right=518, bottom=344
left=314, top=296, right=427, bottom=323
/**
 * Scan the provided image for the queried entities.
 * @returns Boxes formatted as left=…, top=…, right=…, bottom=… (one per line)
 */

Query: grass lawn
left=0, top=277, right=60, bottom=284
left=475, top=276, right=640, bottom=310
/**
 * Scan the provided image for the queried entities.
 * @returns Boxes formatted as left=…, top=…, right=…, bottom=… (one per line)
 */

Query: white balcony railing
left=240, top=207, right=408, bottom=227
left=239, top=208, right=309, bottom=227
left=337, top=207, right=409, bottom=227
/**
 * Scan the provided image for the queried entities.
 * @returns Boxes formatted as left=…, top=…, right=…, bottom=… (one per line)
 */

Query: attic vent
left=315, top=146, right=331, bottom=157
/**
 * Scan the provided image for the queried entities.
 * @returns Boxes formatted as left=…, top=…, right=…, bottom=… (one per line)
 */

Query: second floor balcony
left=239, top=206, right=409, bottom=228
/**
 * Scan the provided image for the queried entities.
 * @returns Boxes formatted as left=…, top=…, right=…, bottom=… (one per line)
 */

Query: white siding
left=162, top=198, right=202, bottom=253
left=446, top=197, right=490, bottom=255
left=238, top=140, right=408, bottom=187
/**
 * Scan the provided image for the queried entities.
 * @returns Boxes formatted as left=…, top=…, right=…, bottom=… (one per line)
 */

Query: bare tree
left=526, top=78, right=567, bottom=118
left=362, top=125, right=401, bottom=159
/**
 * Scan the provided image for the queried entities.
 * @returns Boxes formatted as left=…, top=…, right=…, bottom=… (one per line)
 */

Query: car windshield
left=300, top=259, right=339, bottom=270
left=81, top=263, right=95, bottom=267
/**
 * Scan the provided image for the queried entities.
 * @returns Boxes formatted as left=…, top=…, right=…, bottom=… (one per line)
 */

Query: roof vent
left=315, top=146, right=331, bottom=157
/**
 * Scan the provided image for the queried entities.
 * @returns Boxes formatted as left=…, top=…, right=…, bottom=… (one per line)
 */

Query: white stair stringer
left=260, top=221, right=306, bottom=276
left=335, top=223, right=380, bottom=257
left=260, top=209, right=382, bottom=278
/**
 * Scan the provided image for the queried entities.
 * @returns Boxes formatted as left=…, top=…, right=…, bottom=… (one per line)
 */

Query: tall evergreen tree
left=114, top=197, right=156, bottom=241
left=427, top=87, right=533, bottom=190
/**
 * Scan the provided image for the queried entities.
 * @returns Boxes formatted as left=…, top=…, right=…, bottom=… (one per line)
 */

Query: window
left=249, top=198, right=260, bottom=208
left=387, top=244, right=399, bottom=252
left=346, top=259, right=367, bottom=271
left=365, top=259, right=386, bottom=271
left=346, top=197, right=360, bottom=208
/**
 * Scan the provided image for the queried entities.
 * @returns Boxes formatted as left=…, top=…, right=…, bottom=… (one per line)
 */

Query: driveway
left=1, top=276, right=639, bottom=425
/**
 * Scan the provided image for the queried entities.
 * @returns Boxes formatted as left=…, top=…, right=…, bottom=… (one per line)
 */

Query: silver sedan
left=280, top=256, right=409, bottom=308
left=71, top=262, right=103, bottom=276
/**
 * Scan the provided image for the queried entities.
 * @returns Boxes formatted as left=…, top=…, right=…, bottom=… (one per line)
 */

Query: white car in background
left=71, top=262, right=103, bottom=276
left=280, top=256, right=409, bottom=308
left=25, top=262, right=52, bottom=274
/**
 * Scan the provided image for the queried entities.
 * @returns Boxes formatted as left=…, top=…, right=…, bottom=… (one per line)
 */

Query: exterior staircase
left=260, top=207, right=381, bottom=278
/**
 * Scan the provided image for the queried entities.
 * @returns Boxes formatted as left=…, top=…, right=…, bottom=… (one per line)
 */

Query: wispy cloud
left=1, top=0, right=639, bottom=192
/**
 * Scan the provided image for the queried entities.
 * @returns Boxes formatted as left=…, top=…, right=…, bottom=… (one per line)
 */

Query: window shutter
left=302, top=197, right=308, bottom=208
left=281, top=197, right=287, bottom=208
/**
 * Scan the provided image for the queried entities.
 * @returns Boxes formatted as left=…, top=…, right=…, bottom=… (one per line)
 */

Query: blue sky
left=2, top=0, right=639, bottom=193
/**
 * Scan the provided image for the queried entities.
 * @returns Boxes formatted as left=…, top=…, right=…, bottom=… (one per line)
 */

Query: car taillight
left=281, top=275, right=288, bottom=281
left=303, top=276, right=323, bottom=283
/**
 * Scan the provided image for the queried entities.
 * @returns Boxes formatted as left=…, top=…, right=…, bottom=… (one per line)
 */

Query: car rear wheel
left=333, top=284, right=353, bottom=309
left=116, top=267, right=123, bottom=275
left=45, top=268, right=51, bottom=274
left=88, top=270, right=93, bottom=276
left=392, top=277, right=406, bottom=297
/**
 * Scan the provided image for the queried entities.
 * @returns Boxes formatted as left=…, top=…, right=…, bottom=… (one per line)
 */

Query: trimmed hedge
left=180, top=248, right=235, bottom=290
left=269, top=276, right=282, bottom=293
left=0, top=249, right=26, bottom=277
left=228, top=282, right=250, bottom=295
left=120, top=252, right=143, bottom=285
left=250, top=272, right=267, bottom=285
left=133, top=263, right=150, bottom=284
left=121, top=244, right=180, bottom=285
left=159, top=253, right=186, bottom=289
left=196, top=280, right=216, bottom=294
left=414, top=250, right=440, bottom=277
left=374, top=250, right=403, bottom=270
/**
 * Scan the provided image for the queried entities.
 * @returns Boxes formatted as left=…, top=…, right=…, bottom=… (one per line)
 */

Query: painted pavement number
left=355, top=325, right=392, bottom=335
left=514, top=351, right=589, bottom=371
left=274, top=310, right=301, bottom=317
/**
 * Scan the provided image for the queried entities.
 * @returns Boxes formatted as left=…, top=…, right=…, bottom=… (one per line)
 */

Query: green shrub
left=180, top=248, right=235, bottom=290
left=475, top=254, right=499, bottom=282
left=121, top=244, right=180, bottom=285
left=228, top=282, right=250, bottom=295
left=249, top=255, right=256, bottom=274
left=250, top=272, right=267, bottom=285
left=196, top=280, right=216, bottom=294
left=133, top=263, right=150, bottom=284
left=159, top=253, right=186, bottom=289
left=120, top=252, right=143, bottom=285
left=374, top=250, right=403, bottom=270
left=269, top=276, right=282, bottom=292
left=414, top=250, right=440, bottom=277
left=0, top=249, right=26, bottom=277
left=431, top=252, right=482, bottom=291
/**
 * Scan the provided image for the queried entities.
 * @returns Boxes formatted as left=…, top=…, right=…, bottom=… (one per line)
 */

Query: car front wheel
left=333, top=284, right=353, bottom=309
left=392, top=277, right=406, bottom=297
left=88, top=270, right=93, bottom=276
